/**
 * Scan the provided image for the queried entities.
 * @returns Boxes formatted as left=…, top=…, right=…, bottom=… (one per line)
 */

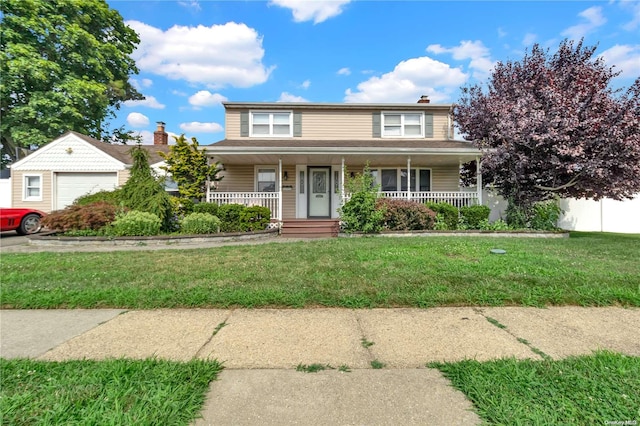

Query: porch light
left=283, top=171, right=289, bottom=181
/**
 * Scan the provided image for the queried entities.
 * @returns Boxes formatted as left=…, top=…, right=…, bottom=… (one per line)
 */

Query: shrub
left=239, top=206, right=271, bottom=231
left=180, top=213, right=221, bottom=234
left=119, top=146, right=173, bottom=231
left=459, top=205, right=491, bottom=229
left=42, top=202, right=123, bottom=231
left=505, top=200, right=529, bottom=229
left=109, top=211, right=162, bottom=236
left=478, top=218, right=512, bottom=231
left=193, top=202, right=219, bottom=217
left=530, top=200, right=563, bottom=230
left=172, top=197, right=195, bottom=216
left=339, top=166, right=384, bottom=233
left=375, top=199, right=436, bottom=231
left=74, top=189, right=122, bottom=206
left=425, top=202, right=459, bottom=230
left=217, top=204, right=246, bottom=232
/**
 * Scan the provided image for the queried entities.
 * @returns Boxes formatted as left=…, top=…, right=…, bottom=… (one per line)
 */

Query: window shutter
left=424, top=113, right=433, bottom=138
left=293, top=112, right=302, bottom=137
left=240, top=111, right=249, bottom=137
left=372, top=112, right=381, bottom=138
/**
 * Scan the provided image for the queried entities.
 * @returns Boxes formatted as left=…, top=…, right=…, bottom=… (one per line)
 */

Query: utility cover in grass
left=490, top=249, right=506, bottom=254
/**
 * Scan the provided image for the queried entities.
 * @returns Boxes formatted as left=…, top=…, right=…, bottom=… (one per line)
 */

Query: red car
left=0, top=208, right=46, bottom=235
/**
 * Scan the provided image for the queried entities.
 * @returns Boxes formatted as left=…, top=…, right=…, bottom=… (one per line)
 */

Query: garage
left=55, top=172, right=118, bottom=210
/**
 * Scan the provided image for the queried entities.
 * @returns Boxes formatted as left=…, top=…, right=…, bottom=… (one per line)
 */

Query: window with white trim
left=23, top=174, right=42, bottom=201
left=373, top=168, right=431, bottom=191
left=382, top=112, right=424, bottom=137
left=251, top=111, right=292, bottom=137
left=255, top=166, right=277, bottom=192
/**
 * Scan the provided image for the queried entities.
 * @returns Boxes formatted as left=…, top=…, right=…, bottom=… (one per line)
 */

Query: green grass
left=429, top=351, right=640, bottom=425
left=0, top=358, right=223, bottom=425
left=1, top=232, right=639, bottom=308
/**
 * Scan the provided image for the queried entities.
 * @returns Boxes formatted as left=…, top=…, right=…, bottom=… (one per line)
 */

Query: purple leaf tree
left=454, top=39, right=640, bottom=210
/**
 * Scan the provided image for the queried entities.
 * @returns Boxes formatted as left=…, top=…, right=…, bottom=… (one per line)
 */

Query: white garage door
left=55, top=172, right=118, bottom=210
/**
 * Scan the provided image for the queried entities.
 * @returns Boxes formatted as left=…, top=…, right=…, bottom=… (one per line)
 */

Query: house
left=9, top=125, right=172, bottom=212
left=204, top=97, right=483, bottom=228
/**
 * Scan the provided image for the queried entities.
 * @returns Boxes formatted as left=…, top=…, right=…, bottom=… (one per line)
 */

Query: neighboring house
left=9, top=125, right=171, bottom=212
left=204, top=97, right=483, bottom=221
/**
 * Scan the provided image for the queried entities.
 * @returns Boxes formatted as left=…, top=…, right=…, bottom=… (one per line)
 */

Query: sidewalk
left=2, top=307, right=639, bottom=425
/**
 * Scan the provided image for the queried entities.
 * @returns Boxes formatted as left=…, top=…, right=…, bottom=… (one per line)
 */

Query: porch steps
left=280, top=219, right=340, bottom=238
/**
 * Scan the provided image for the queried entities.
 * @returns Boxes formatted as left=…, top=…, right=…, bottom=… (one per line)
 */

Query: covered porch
left=204, top=143, right=483, bottom=221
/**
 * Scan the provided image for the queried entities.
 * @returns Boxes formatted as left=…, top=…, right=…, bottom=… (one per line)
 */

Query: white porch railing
left=207, top=191, right=479, bottom=221
left=379, top=191, right=479, bottom=208
left=208, top=192, right=280, bottom=220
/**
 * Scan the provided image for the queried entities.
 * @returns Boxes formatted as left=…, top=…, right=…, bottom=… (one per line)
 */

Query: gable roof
left=11, top=131, right=171, bottom=170
left=69, top=131, right=171, bottom=165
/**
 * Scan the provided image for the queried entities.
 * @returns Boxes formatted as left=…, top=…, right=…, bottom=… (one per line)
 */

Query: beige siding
left=282, top=165, right=296, bottom=219
left=225, top=108, right=451, bottom=140
left=11, top=171, right=53, bottom=212
left=118, top=170, right=130, bottom=186
left=431, top=165, right=460, bottom=191
left=226, top=110, right=241, bottom=139
left=214, top=165, right=255, bottom=192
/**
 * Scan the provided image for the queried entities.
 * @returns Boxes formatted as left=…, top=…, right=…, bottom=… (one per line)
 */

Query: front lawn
left=430, top=351, right=640, bottom=425
left=0, top=358, right=222, bottom=425
left=1, top=232, right=638, bottom=308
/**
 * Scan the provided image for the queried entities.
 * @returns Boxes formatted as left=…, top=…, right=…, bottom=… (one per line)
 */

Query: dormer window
left=382, top=112, right=424, bottom=137
left=251, top=111, right=292, bottom=137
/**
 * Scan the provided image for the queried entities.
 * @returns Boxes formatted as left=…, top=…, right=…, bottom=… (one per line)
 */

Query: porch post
left=340, top=157, right=345, bottom=205
left=278, top=158, right=283, bottom=220
left=406, top=157, right=411, bottom=201
left=476, top=155, right=483, bottom=205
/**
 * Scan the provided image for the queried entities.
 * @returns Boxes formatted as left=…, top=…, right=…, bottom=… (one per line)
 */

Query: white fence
left=0, top=179, right=11, bottom=207
left=208, top=192, right=280, bottom=219
left=482, top=189, right=640, bottom=234
left=380, top=191, right=479, bottom=208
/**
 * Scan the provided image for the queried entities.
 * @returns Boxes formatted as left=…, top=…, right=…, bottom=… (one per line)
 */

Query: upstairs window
left=382, top=112, right=424, bottom=138
left=251, top=112, right=292, bottom=137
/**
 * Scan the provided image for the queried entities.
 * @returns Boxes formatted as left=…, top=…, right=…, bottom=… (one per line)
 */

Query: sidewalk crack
left=193, top=310, right=234, bottom=359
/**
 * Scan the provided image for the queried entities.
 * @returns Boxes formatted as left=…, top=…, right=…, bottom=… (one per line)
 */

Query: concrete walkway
left=2, top=307, right=639, bottom=425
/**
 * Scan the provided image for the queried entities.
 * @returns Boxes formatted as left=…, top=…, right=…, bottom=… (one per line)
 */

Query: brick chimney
left=154, top=121, right=168, bottom=145
left=417, top=95, right=430, bottom=104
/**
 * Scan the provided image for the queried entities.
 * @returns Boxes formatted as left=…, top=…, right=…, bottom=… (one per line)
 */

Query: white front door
left=308, top=167, right=330, bottom=217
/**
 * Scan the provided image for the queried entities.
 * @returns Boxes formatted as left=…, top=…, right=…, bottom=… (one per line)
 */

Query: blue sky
left=108, top=0, right=640, bottom=145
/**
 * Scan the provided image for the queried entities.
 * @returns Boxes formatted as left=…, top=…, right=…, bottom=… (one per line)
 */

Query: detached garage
left=10, top=129, right=170, bottom=212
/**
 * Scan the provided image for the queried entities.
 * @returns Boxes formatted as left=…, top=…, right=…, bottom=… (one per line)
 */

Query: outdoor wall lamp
left=283, top=171, right=288, bottom=181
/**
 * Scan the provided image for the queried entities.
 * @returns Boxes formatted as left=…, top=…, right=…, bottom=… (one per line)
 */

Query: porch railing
left=207, top=192, right=280, bottom=220
left=379, top=191, right=479, bottom=208
left=207, top=190, right=479, bottom=221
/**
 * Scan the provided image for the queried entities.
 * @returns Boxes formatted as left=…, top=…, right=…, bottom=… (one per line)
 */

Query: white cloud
left=124, top=95, right=165, bottom=109
left=127, top=112, right=150, bottom=128
left=172, top=90, right=187, bottom=96
left=300, top=79, right=311, bottom=89
left=561, top=6, right=607, bottom=39
left=344, top=56, right=468, bottom=103
left=620, top=0, right=640, bottom=31
left=522, top=33, right=537, bottom=46
left=178, top=1, right=201, bottom=11
left=337, top=67, right=351, bottom=76
left=179, top=122, right=224, bottom=133
left=426, top=40, right=495, bottom=81
left=188, top=90, right=228, bottom=107
left=130, top=78, right=153, bottom=90
left=270, top=0, right=351, bottom=24
left=278, top=92, right=309, bottom=102
left=497, top=27, right=507, bottom=38
left=599, top=44, right=640, bottom=78
left=127, top=20, right=274, bottom=88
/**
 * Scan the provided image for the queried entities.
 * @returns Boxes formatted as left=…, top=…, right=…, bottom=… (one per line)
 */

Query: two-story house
left=205, top=98, right=483, bottom=225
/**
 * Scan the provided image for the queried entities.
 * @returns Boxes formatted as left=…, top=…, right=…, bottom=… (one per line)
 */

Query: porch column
left=476, top=155, right=483, bottom=205
left=278, top=158, right=283, bottom=220
left=406, top=157, right=411, bottom=201
left=341, top=157, right=345, bottom=205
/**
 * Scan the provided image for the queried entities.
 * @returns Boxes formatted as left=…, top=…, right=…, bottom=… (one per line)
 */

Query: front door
left=308, top=167, right=330, bottom=218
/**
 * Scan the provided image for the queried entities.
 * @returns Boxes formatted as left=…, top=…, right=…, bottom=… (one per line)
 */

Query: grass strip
left=1, top=232, right=639, bottom=309
left=429, top=351, right=640, bottom=425
left=0, top=358, right=223, bottom=425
